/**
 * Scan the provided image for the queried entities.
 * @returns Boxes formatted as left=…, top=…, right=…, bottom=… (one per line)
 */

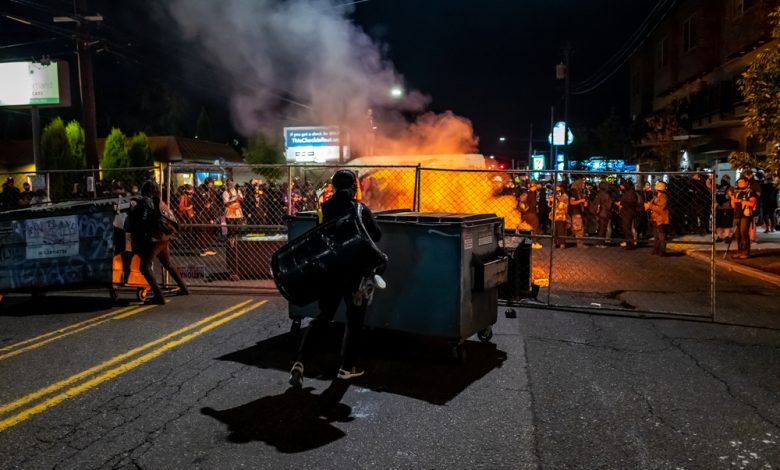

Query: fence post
left=546, top=170, right=558, bottom=306
left=287, top=165, right=293, bottom=216
left=91, top=169, right=97, bottom=199
left=413, top=164, right=421, bottom=211
left=45, top=172, right=50, bottom=201
left=710, top=170, right=717, bottom=321
left=166, top=164, right=172, bottom=206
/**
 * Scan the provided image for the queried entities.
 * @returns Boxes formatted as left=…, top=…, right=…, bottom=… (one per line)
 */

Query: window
left=734, top=0, right=758, bottom=18
left=683, top=16, right=697, bottom=52
left=734, top=0, right=744, bottom=17
left=632, top=72, right=641, bottom=97
left=657, top=37, right=669, bottom=69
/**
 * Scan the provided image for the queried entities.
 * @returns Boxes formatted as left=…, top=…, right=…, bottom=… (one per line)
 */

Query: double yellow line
left=0, top=298, right=266, bottom=433
left=0, top=304, right=155, bottom=362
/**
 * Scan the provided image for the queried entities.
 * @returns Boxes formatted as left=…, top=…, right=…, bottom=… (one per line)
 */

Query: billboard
left=284, top=126, right=342, bottom=163
left=0, top=61, right=70, bottom=108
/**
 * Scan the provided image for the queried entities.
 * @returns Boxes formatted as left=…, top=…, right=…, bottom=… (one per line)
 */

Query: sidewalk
left=670, top=229, right=780, bottom=286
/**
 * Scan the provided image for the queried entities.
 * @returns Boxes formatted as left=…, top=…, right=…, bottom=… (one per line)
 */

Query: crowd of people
left=1, top=177, right=50, bottom=210
left=513, top=171, right=779, bottom=259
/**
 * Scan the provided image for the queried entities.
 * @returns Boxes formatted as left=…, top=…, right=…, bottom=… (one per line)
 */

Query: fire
left=360, top=167, right=521, bottom=231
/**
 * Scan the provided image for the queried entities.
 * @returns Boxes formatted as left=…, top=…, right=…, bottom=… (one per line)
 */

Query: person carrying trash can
left=289, top=169, right=384, bottom=388
left=126, top=180, right=189, bottom=305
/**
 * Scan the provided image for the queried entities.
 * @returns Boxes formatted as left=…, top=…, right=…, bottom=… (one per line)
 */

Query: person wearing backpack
left=126, top=180, right=189, bottom=304
left=288, top=169, right=383, bottom=388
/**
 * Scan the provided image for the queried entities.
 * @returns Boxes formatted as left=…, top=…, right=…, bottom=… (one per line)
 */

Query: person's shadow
left=201, top=380, right=351, bottom=453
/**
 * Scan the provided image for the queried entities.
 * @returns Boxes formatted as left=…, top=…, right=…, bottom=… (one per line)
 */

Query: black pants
left=597, top=217, right=610, bottom=244
left=652, top=223, right=667, bottom=255
left=225, top=217, right=244, bottom=276
left=137, top=240, right=188, bottom=300
left=735, top=217, right=751, bottom=256
left=621, top=213, right=636, bottom=245
left=296, top=282, right=367, bottom=370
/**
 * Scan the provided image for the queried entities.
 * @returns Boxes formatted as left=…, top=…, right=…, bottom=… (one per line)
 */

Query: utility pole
left=557, top=43, right=573, bottom=172
left=549, top=106, right=555, bottom=172
left=76, top=0, right=100, bottom=170
left=54, top=0, right=102, bottom=169
left=527, top=123, right=533, bottom=170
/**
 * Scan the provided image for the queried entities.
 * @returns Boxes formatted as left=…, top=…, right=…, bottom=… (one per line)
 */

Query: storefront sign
left=0, top=61, right=70, bottom=107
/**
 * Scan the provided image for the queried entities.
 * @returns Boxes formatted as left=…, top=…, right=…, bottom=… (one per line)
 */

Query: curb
left=686, top=250, right=780, bottom=288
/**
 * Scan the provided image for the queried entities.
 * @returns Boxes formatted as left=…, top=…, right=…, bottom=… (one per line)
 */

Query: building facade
left=630, top=0, right=779, bottom=170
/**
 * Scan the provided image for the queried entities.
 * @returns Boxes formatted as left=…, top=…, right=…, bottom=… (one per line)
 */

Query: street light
left=390, top=86, right=403, bottom=98
left=499, top=137, right=506, bottom=142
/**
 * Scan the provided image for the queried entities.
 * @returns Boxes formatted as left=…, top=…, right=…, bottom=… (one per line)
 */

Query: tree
left=140, top=81, right=186, bottom=135
left=195, top=107, right=213, bottom=141
left=41, top=117, right=82, bottom=200
left=735, top=7, right=780, bottom=177
left=632, top=100, right=690, bottom=171
left=41, top=117, right=73, bottom=171
left=101, top=128, right=129, bottom=170
left=126, top=132, right=154, bottom=168
left=65, top=120, right=86, bottom=169
left=243, top=133, right=286, bottom=181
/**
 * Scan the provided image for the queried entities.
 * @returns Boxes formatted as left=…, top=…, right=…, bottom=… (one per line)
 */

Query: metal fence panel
left=166, top=163, right=417, bottom=288
left=418, top=168, right=717, bottom=318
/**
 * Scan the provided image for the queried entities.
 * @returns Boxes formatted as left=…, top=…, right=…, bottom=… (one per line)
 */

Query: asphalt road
left=0, top=291, right=778, bottom=469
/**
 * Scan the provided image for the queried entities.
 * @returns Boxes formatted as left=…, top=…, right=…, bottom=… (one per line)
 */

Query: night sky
left=1, top=0, right=659, bottom=161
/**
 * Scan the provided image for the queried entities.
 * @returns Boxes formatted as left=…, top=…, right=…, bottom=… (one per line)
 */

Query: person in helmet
left=289, top=169, right=382, bottom=387
left=645, top=181, right=670, bottom=256
left=731, top=177, right=757, bottom=259
left=547, top=182, right=570, bottom=248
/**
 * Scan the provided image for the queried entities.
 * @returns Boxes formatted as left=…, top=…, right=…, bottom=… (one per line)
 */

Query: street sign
left=531, top=155, right=545, bottom=171
left=547, top=122, right=574, bottom=146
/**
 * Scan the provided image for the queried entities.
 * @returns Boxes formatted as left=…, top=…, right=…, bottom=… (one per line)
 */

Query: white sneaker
left=289, top=361, right=304, bottom=388
left=373, top=274, right=386, bottom=289
left=337, top=367, right=365, bottom=380
left=619, top=241, right=627, bottom=247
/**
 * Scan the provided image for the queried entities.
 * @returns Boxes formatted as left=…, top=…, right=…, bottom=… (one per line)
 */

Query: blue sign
left=285, top=127, right=340, bottom=148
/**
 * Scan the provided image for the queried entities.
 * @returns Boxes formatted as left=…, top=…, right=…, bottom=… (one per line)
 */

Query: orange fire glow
left=362, top=168, right=521, bottom=231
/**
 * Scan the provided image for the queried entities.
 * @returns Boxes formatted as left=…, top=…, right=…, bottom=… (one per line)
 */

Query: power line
left=572, top=0, right=679, bottom=95
left=0, top=37, right=59, bottom=49
left=575, top=0, right=674, bottom=89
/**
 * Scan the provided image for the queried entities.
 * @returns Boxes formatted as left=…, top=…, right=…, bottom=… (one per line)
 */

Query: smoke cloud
left=164, top=0, right=478, bottom=155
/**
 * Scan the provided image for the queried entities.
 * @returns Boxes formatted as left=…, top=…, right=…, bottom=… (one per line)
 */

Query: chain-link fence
left=10, top=162, right=771, bottom=321
left=0, top=167, right=162, bottom=210
left=161, top=163, right=774, bottom=320
left=164, top=163, right=417, bottom=289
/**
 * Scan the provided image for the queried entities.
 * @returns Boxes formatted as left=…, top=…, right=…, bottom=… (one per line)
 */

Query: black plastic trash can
left=499, top=234, right=534, bottom=301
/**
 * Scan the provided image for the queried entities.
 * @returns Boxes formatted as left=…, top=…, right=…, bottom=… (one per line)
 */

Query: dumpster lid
left=0, top=198, right=120, bottom=220
left=375, top=211, right=501, bottom=225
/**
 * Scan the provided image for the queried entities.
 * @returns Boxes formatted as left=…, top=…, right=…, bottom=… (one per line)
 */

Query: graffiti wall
left=0, top=209, right=115, bottom=290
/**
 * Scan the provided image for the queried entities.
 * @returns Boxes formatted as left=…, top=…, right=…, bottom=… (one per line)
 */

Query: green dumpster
left=285, top=211, right=508, bottom=355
